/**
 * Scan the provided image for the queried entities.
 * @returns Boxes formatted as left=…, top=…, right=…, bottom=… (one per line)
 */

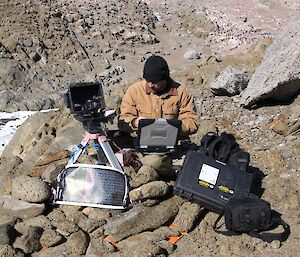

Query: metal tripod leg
left=98, top=140, right=122, bottom=171
left=93, top=139, right=109, bottom=165
left=67, top=139, right=89, bottom=167
left=66, top=132, right=123, bottom=172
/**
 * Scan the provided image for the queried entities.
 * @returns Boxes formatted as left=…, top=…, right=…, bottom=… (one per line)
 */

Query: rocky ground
left=0, top=0, right=300, bottom=256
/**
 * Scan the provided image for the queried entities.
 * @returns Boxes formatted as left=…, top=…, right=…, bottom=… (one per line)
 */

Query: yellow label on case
left=199, top=180, right=209, bottom=188
left=218, top=185, right=234, bottom=194
left=199, top=180, right=215, bottom=189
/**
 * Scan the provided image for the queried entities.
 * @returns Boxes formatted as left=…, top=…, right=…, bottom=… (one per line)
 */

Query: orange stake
left=104, top=235, right=119, bottom=248
left=168, top=224, right=187, bottom=244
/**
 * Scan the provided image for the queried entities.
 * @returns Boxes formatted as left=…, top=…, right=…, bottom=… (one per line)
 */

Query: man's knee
left=140, top=154, right=174, bottom=178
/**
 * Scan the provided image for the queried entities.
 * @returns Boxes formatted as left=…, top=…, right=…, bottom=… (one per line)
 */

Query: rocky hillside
left=1, top=0, right=299, bottom=111
left=0, top=0, right=300, bottom=256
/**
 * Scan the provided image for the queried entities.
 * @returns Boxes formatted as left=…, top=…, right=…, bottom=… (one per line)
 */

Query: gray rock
left=40, top=163, right=66, bottom=183
left=12, top=175, right=51, bottom=203
left=83, top=207, right=111, bottom=222
left=59, top=205, right=85, bottom=224
left=140, top=155, right=173, bottom=178
left=88, top=237, right=116, bottom=256
left=84, top=243, right=98, bottom=257
left=129, top=181, right=170, bottom=201
left=120, top=241, right=164, bottom=257
left=0, top=213, right=17, bottom=227
left=103, top=58, right=112, bottom=69
left=47, top=116, right=85, bottom=155
left=1, top=111, right=58, bottom=160
left=104, top=196, right=184, bottom=242
left=0, top=224, right=13, bottom=245
left=117, top=231, right=164, bottom=249
left=0, top=195, right=45, bottom=219
left=5, top=64, right=26, bottom=86
left=40, top=229, right=63, bottom=248
left=80, top=60, right=93, bottom=72
left=241, top=21, right=300, bottom=107
left=210, top=66, right=249, bottom=96
left=40, top=53, right=48, bottom=64
left=141, top=198, right=160, bottom=207
left=66, top=210, right=87, bottom=225
left=130, top=165, right=160, bottom=188
left=172, top=202, right=204, bottom=232
left=78, top=217, right=105, bottom=233
left=0, top=156, right=23, bottom=195
left=13, top=226, right=43, bottom=254
left=90, top=226, right=105, bottom=240
left=34, top=150, right=69, bottom=168
left=14, top=215, right=52, bottom=234
left=31, top=242, right=69, bottom=257
left=270, top=106, right=300, bottom=136
left=156, top=240, right=176, bottom=255
left=117, top=231, right=173, bottom=255
left=67, top=230, right=89, bottom=255
left=0, top=90, right=11, bottom=112
left=0, top=156, right=23, bottom=179
left=142, top=33, right=157, bottom=44
left=55, top=220, right=79, bottom=237
left=153, top=226, right=180, bottom=238
left=184, top=50, right=200, bottom=60
left=0, top=244, right=24, bottom=257
left=0, top=88, right=54, bottom=112
left=59, top=204, right=82, bottom=217
left=47, top=208, right=66, bottom=224
left=123, top=30, right=138, bottom=40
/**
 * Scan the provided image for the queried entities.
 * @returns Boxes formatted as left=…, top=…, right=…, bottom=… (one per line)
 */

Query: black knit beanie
left=143, top=55, right=170, bottom=82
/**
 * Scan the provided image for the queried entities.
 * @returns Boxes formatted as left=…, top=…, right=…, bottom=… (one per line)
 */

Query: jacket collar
left=144, top=79, right=178, bottom=97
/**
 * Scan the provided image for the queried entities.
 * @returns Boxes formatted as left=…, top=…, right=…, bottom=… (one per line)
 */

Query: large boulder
left=129, top=181, right=170, bottom=201
left=240, top=20, right=300, bottom=107
left=0, top=156, right=23, bottom=196
left=104, top=196, right=184, bottom=242
left=1, top=109, right=83, bottom=162
left=12, top=175, right=51, bottom=203
left=210, top=66, right=249, bottom=96
left=0, top=195, right=45, bottom=219
left=1, top=110, right=59, bottom=160
left=172, top=202, right=204, bottom=232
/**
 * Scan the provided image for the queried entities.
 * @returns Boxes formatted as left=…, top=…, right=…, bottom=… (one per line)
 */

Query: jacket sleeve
left=118, top=85, right=138, bottom=133
left=178, top=88, right=199, bottom=136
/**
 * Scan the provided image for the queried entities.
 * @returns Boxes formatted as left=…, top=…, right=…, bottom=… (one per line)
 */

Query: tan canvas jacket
left=118, top=79, right=199, bottom=136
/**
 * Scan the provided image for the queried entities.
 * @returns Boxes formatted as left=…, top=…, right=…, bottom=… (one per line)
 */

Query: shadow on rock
left=248, top=166, right=266, bottom=198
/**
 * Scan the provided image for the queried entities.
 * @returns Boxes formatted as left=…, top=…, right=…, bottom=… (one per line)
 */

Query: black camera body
left=64, top=82, right=111, bottom=133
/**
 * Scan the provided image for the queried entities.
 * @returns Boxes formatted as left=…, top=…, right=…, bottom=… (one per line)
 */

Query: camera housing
left=64, top=82, right=105, bottom=116
left=64, top=82, right=111, bottom=133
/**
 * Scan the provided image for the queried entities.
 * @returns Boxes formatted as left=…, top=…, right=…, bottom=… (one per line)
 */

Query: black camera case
left=64, top=82, right=106, bottom=116
left=224, top=198, right=272, bottom=232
